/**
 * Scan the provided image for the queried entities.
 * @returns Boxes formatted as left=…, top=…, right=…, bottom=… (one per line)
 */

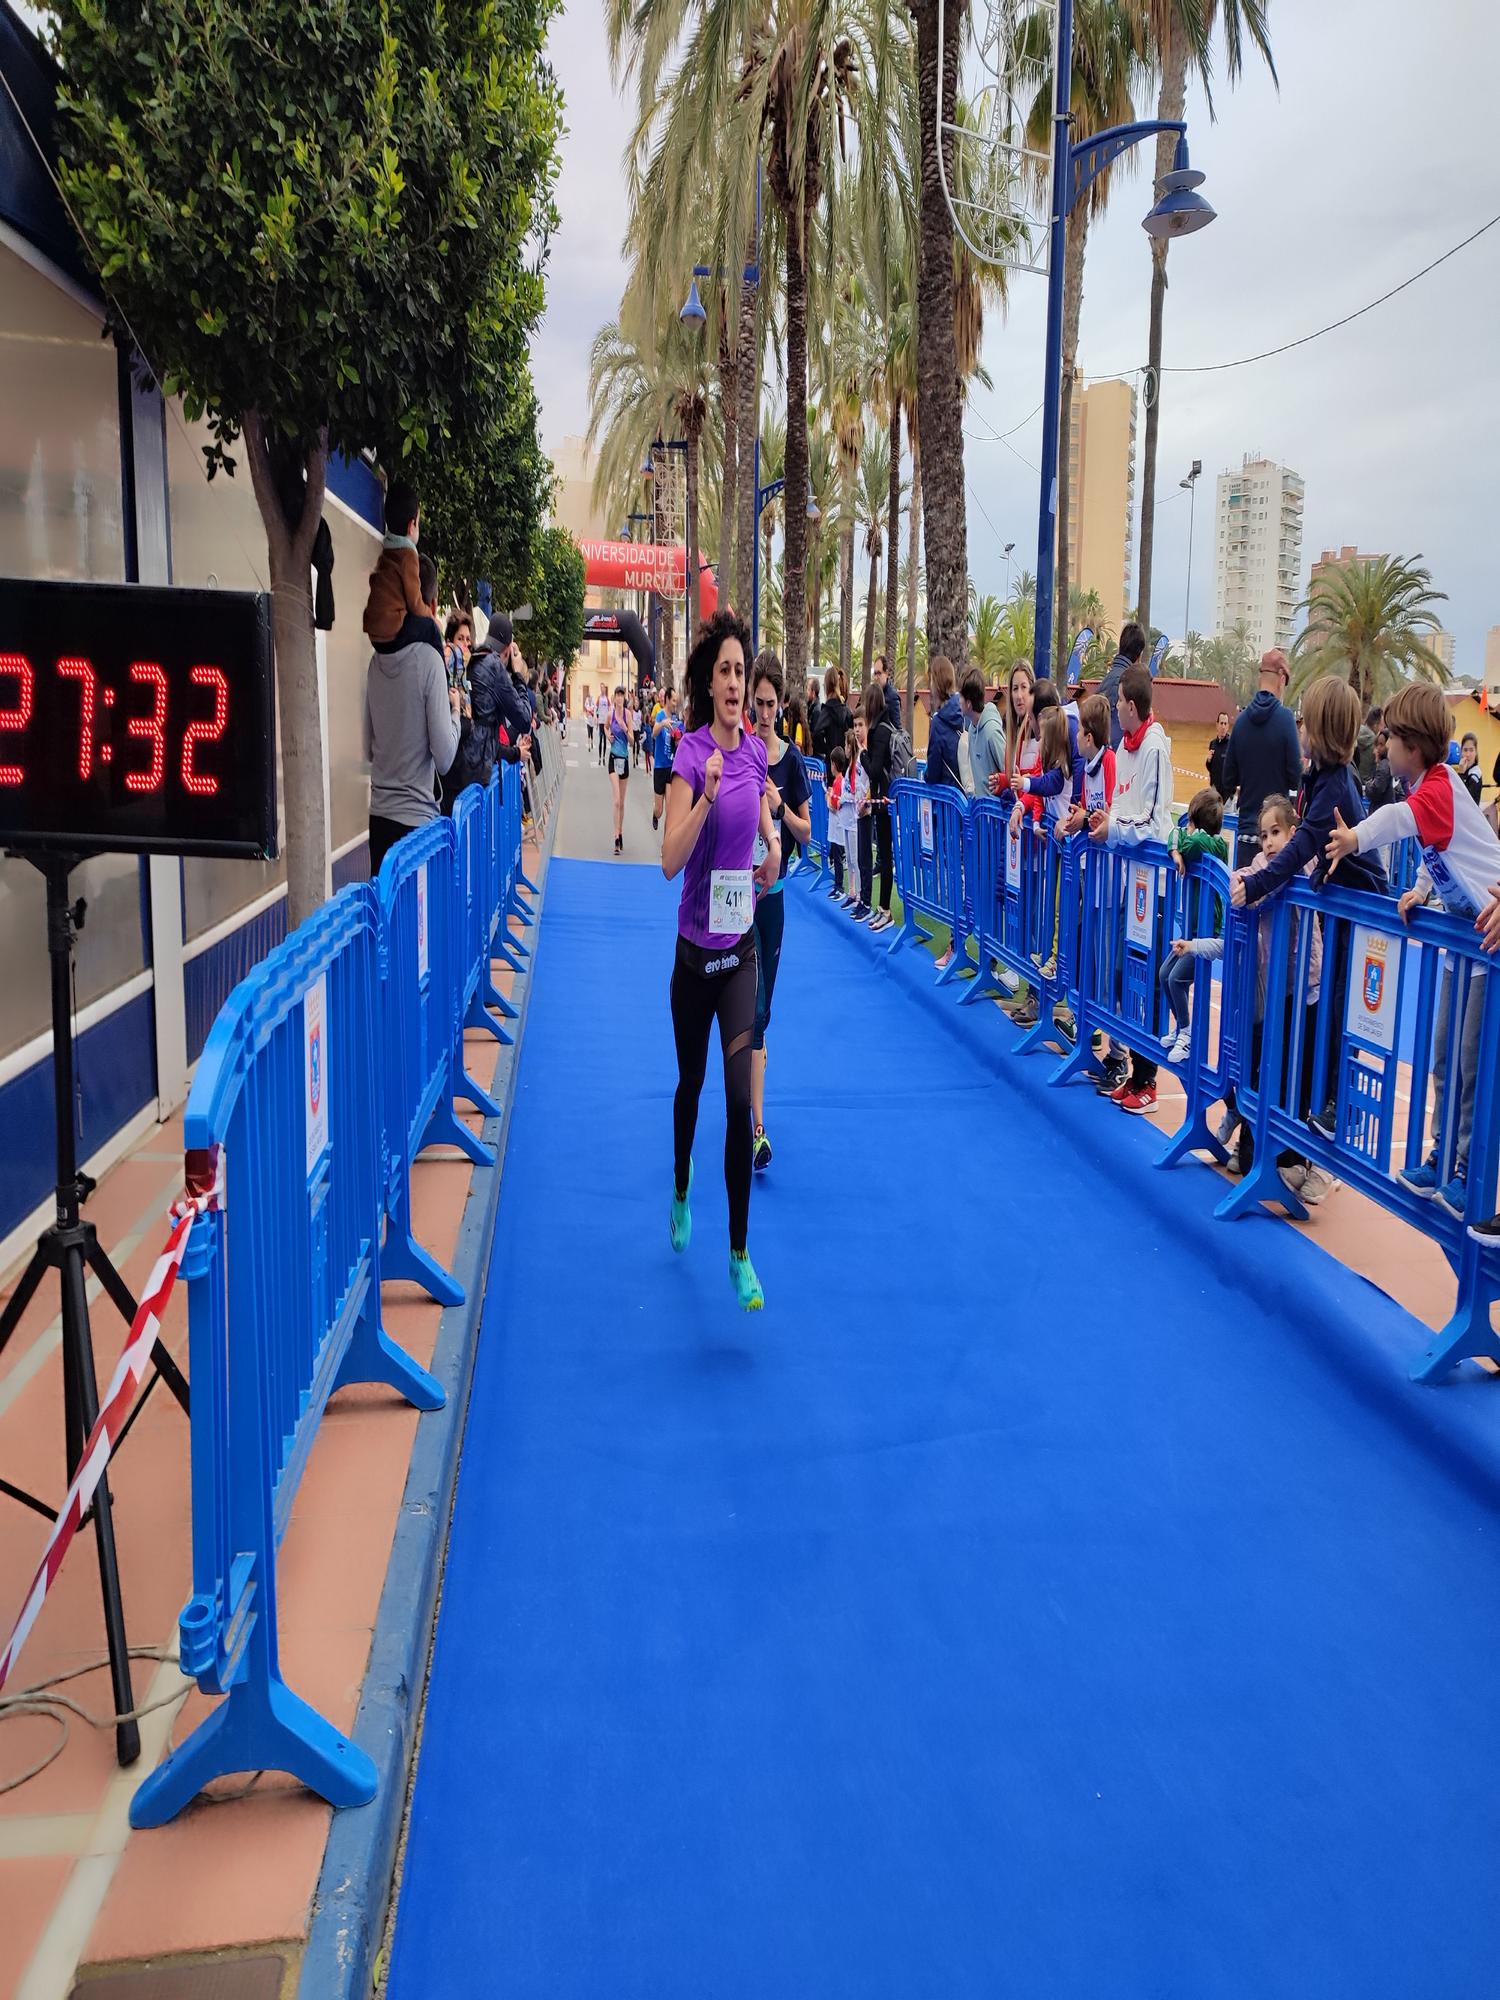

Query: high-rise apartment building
left=1485, top=626, right=1500, bottom=704
left=1213, top=455, right=1304, bottom=655
left=1309, top=545, right=1386, bottom=594
left=1064, top=377, right=1136, bottom=637
left=1425, top=627, right=1456, bottom=677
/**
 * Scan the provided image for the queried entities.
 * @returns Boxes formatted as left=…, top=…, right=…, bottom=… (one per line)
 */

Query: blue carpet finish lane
left=389, top=858, right=1500, bottom=1999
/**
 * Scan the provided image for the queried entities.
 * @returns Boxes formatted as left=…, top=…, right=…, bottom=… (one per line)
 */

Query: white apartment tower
left=1213, top=455, right=1304, bottom=656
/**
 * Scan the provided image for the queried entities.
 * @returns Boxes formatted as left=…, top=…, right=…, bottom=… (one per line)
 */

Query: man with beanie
left=1222, top=650, right=1303, bottom=865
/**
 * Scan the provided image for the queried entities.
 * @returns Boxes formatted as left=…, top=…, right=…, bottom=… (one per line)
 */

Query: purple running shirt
left=670, top=724, right=769, bottom=946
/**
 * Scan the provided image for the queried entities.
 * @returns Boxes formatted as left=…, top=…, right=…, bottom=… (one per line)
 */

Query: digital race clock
left=0, top=577, right=277, bottom=859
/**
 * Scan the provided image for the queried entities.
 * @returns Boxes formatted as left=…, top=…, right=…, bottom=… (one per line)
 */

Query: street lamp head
left=641, top=452, right=654, bottom=480
left=806, top=498, right=821, bottom=522
left=679, top=276, right=707, bottom=331
left=1143, top=135, right=1214, bottom=241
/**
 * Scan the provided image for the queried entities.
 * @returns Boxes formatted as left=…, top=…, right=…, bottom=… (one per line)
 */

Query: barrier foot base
left=457, top=1062, right=503, bottom=1121
left=493, top=936, right=526, bottom=977
left=516, top=866, right=540, bottom=897
left=380, top=1222, right=465, bottom=1308
left=129, top=1671, right=377, bottom=1830
left=888, top=920, right=934, bottom=957
left=1047, top=1035, right=1101, bottom=1089
left=506, top=899, right=535, bottom=939
left=1214, top=1154, right=1307, bottom=1224
left=957, top=962, right=1006, bottom=1008
left=420, top=1094, right=489, bottom=1167
left=1156, top=1103, right=1228, bottom=1172
left=336, top=1302, right=445, bottom=1410
left=465, top=990, right=511, bottom=1047
left=936, top=945, right=974, bottom=989
left=485, top=969, right=519, bottom=1019
left=1409, top=1275, right=1500, bottom=1383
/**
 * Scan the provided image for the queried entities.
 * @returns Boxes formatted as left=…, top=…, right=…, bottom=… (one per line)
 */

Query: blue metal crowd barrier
left=959, top=803, right=1070, bottom=1039
left=1216, top=880, right=1500, bottom=1380
left=800, top=757, right=829, bottom=885
left=130, top=887, right=445, bottom=1829
left=888, top=779, right=975, bottom=985
left=376, top=819, right=489, bottom=1307
left=451, top=787, right=509, bottom=1115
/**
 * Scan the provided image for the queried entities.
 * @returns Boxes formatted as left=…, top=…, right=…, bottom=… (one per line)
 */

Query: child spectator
left=363, top=481, right=430, bottom=643
left=961, top=667, right=1007, bottom=800
left=1457, top=732, right=1483, bottom=807
left=841, top=721, right=870, bottom=914
left=1325, top=681, right=1500, bottom=1217
left=1234, top=675, right=1387, bottom=1134
left=1219, top=795, right=1329, bottom=1201
left=825, top=745, right=850, bottom=899
left=1071, top=694, right=1116, bottom=826
left=1010, top=704, right=1074, bottom=838
left=1089, top=661, right=1176, bottom=1111
left=1158, top=787, right=1228, bottom=1064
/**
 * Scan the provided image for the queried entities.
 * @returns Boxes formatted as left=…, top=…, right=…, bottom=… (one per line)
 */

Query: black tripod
left=0, top=852, right=190, bottom=1765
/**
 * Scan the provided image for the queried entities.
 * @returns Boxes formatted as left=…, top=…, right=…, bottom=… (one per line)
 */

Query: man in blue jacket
left=1222, top=650, right=1303, bottom=864
left=1096, top=621, right=1147, bottom=749
left=873, top=654, right=904, bottom=733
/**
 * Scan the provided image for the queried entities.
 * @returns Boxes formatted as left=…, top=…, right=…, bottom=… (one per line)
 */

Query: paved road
left=554, top=727, right=664, bottom=863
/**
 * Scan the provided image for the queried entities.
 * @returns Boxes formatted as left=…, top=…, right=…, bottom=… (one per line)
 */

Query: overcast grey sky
left=531, top=0, right=1500, bottom=673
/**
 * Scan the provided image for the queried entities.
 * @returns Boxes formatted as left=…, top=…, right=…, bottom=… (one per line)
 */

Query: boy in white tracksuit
left=1088, top=662, right=1176, bottom=1109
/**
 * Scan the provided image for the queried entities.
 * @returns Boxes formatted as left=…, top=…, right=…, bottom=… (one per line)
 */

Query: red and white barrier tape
left=0, top=1156, right=220, bottom=1696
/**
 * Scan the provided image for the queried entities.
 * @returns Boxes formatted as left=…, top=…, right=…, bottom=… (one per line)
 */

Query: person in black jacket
left=813, top=665, right=852, bottom=766
left=858, top=682, right=896, bottom=931
left=1222, top=650, right=1302, bottom=865
left=924, top=655, right=964, bottom=789
left=1206, top=709, right=1233, bottom=801
left=1096, top=621, right=1147, bottom=748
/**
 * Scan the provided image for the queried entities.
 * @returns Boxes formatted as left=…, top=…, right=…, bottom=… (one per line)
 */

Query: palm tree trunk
left=763, top=514, right=773, bottom=644
left=735, top=239, right=759, bottom=617
left=717, top=314, right=737, bottom=598
left=911, top=0, right=969, bottom=667
left=839, top=503, right=854, bottom=682
left=1135, top=23, right=1189, bottom=629
left=884, top=396, right=902, bottom=679
left=905, top=445, right=922, bottom=722
left=684, top=418, right=701, bottom=661
left=861, top=543, right=879, bottom=679
left=810, top=534, right=822, bottom=678
left=782, top=208, right=811, bottom=687
left=1055, top=204, right=1087, bottom=676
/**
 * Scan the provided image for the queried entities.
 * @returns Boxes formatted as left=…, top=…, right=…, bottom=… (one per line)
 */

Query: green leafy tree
left=969, top=592, right=1005, bottom=672
left=526, top=525, right=587, bottom=675
left=1290, top=557, right=1448, bottom=707
left=53, top=0, right=561, bottom=923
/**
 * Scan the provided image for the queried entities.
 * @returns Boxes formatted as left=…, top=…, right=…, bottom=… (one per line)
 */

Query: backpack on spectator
left=887, top=719, right=915, bottom=779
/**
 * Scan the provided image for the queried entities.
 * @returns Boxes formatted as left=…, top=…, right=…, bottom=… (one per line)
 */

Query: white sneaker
left=1280, top=1163, right=1308, bottom=1196
left=1300, top=1167, right=1339, bottom=1206
left=1160, top=1027, right=1179, bottom=1052
left=999, top=969, right=1020, bottom=996
left=1214, top=1107, right=1239, bottom=1148
left=1167, top=1028, right=1192, bottom=1065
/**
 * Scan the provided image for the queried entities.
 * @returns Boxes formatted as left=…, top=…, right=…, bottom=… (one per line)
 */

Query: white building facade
left=1213, top=455, right=1304, bottom=657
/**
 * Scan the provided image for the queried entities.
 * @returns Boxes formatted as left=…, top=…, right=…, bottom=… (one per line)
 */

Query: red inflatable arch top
left=579, top=538, right=719, bottom=622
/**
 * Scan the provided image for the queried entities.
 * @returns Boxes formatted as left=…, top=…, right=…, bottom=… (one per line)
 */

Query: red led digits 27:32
left=0, top=652, right=231, bottom=796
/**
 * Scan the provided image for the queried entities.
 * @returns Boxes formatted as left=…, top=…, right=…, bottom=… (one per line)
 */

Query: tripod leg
left=86, top=1231, right=190, bottom=1417
left=61, top=1242, right=141, bottom=1766
left=0, top=1242, right=51, bottom=1360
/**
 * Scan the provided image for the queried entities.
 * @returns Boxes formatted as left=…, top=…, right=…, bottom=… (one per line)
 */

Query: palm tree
left=1179, top=628, right=1205, bottom=676
left=806, top=418, right=838, bottom=678
left=1290, top=557, right=1448, bottom=707
left=757, top=412, right=786, bottom=648
left=1134, top=0, right=1275, bottom=625
left=856, top=432, right=892, bottom=679
left=907, top=0, right=971, bottom=666
left=969, top=592, right=1005, bottom=672
left=1018, top=0, right=1144, bottom=676
left=1198, top=619, right=1258, bottom=705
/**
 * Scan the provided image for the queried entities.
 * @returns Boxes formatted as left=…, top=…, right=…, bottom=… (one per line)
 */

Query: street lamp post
left=1032, top=0, right=1215, bottom=681
left=1180, top=459, right=1202, bottom=650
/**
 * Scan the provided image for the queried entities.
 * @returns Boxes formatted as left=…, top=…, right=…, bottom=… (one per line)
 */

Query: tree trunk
left=861, top=541, right=879, bottom=679
left=717, top=312, right=737, bottom=599
left=911, top=0, right=969, bottom=668
left=884, top=396, right=902, bottom=683
left=905, top=446, right=922, bottom=723
left=1135, top=23, right=1189, bottom=629
left=684, top=419, right=701, bottom=665
left=243, top=410, right=329, bottom=929
left=763, top=515, right=774, bottom=644
left=652, top=440, right=674, bottom=691
left=735, top=238, right=759, bottom=617
left=1055, top=203, right=1088, bottom=676
left=839, top=508, right=854, bottom=683
left=810, top=534, right=822, bottom=679
left=782, top=209, right=811, bottom=688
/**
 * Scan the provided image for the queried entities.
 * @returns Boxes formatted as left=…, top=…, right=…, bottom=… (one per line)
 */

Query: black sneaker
left=753, top=1126, right=772, bottom=1173
left=1309, top=1101, right=1338, bottom=1142
left=1468, top=1213, right=1500, bottom=1247
left=614, top=835, right=623, bottom=856
left=1094, top=1060, right=1128, bottom=1095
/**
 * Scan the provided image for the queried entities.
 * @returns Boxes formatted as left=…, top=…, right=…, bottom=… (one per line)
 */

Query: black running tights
left=670, top=934, right=758, bottom=1253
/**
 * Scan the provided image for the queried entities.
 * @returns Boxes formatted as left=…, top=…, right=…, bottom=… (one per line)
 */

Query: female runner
left=607, top=685, right=631, bottom=854
left=661, top=610, right=779, bottom=1309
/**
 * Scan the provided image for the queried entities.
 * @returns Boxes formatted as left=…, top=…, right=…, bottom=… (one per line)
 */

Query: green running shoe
left=669, top=1159, right=693, bottom=1253
left=729, top=1250, right=764, bottom=1311
left=752, top=1125, right=772, bottom=1173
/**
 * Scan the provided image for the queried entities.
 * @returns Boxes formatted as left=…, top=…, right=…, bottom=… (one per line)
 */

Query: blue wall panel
left=0, top=991, right=157, bottom=1244
left=333, top=840, right=370, bottom=889
left=183, top=900, right=288, bottom=1065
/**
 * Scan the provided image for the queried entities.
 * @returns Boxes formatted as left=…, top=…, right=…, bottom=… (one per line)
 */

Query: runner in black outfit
left=661, top=611, right=780, bottom=1309
left=748, top=651, right=811, bottom=1171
